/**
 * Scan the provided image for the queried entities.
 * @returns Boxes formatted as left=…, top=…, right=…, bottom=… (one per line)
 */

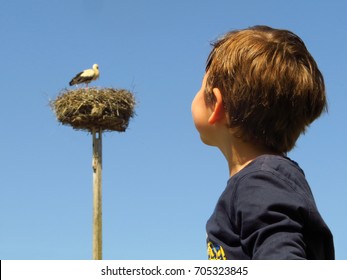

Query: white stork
left=69, top=64, right=100, bottom=89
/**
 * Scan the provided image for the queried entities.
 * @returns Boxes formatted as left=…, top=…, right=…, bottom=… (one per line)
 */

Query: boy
left=191, top=26, right=334, bottom=259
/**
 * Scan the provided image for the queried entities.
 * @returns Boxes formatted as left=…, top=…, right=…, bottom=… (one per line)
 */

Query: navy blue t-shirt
left=206, top=155, right=334, bottom=259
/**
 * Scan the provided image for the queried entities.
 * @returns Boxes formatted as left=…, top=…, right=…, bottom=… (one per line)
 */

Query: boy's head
left=204, top=25, right=327, bottom=153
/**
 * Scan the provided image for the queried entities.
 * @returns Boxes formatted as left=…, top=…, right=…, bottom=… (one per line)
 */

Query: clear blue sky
left=1, top=0, right=346, bottom=260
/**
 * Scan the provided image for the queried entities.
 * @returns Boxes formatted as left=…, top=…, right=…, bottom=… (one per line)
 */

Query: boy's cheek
left=191, top=106, right=208, bottom=135
left=192, top=119, right=215, bottom=146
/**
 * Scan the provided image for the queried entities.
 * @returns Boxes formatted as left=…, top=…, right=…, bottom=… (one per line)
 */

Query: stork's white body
left=69, top=64, right=100, bottom=87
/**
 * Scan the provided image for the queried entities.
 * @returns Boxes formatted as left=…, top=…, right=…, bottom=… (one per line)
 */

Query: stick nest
left=51, top=87, right=136, bottom=132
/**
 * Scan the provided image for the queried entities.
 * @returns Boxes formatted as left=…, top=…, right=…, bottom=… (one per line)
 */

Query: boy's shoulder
left=228, top=154, right=313, bottom=202
left=233, top=154, right=305, bottom=182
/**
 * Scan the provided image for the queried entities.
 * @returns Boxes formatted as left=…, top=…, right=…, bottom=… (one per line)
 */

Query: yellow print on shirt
left=207, top=241, right=226, bottom=260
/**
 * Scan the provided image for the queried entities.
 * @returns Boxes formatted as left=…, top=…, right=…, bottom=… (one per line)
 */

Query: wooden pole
left=92, top=127, right=102, bottom=260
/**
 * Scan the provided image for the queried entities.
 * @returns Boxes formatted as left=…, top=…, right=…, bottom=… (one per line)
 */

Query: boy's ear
left=208, top=88, right=225, bottom=125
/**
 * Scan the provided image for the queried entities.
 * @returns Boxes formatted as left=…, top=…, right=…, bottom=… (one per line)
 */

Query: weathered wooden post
left=51, top=88, right=135, bottom=260
left=92, top=127, right=102, bottom=259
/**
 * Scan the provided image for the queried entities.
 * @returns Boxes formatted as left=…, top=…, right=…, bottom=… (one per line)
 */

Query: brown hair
left=205, top=25, right=327, bottom=153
